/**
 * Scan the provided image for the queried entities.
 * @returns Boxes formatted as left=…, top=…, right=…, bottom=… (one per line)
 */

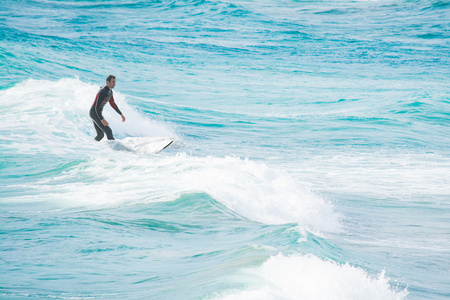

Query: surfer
left=89, top=75, right=126, bottom=141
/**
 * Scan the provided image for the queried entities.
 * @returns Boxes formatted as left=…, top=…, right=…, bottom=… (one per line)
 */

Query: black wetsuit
left=89, top=86, right=122, bottom=141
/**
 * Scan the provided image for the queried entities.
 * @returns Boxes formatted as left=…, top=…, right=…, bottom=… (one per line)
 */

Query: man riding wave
left=89, top=75, right=126, bottom=141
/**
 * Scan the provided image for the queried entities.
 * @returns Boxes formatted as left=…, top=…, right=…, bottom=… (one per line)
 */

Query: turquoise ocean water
left=1, top=0, right=449, bottom=299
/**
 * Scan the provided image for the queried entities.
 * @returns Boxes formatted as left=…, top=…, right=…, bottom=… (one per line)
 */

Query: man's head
left=106, top=75, right=116, bottom=89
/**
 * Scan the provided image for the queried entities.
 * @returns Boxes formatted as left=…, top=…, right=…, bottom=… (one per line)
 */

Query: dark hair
left=106, top=75, right=116, bottom=82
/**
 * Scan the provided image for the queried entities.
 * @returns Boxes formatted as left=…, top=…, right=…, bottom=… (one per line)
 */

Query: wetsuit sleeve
left=109, top=93, right=123, bottom=115
left=94, top=88, right=109, bottom=120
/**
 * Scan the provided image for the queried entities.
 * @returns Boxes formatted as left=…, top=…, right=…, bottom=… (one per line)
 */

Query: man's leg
left=103, top=125, right=115, bottom=140
left=93, top=120, right=115, bottom=140
left=90, top=109, right=115, bottom=141
left=93, top=121, right=105, bottom=141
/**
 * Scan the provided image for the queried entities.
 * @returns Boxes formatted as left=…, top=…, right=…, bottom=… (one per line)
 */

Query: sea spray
left=218, top=254, right=408, bottom=300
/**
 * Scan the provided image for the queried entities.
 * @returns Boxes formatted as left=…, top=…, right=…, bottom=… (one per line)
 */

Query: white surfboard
left=108, top=137, right=173, bottom=155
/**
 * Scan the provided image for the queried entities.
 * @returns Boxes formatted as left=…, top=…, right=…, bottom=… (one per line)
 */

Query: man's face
left=107, top=78, right=116, bottom=89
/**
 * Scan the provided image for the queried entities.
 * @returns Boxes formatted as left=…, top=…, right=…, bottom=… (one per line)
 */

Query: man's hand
left=101, top=119, right=109, bottom=127
left=121, top=115, right=126, bottom=122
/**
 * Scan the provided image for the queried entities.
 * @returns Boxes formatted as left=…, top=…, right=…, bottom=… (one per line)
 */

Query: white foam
left=171, top=154, right=341, bottom=232
left=0, top=78, right=175, bottom=156
left=291, top=150, right=450, bottom=201
left=8, top=152, right=340, bottom=232
left=218, top=254, right=408, bottom=300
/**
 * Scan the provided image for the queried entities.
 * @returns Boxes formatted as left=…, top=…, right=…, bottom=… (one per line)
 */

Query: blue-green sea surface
left=1, top=0, right=449, bottom=299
